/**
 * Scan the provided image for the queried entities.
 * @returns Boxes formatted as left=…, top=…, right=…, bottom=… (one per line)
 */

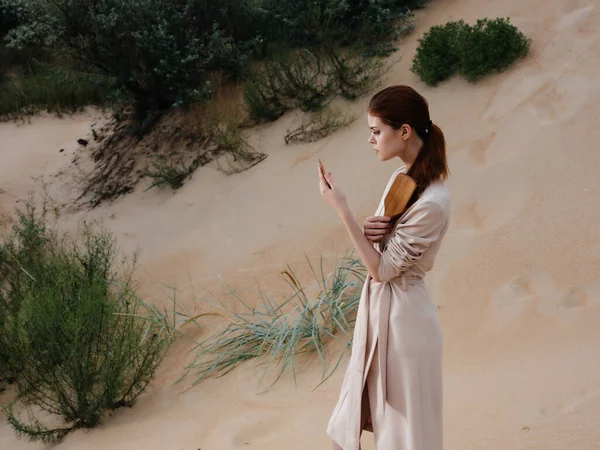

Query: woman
left=319, top=85, right=450, bottom=450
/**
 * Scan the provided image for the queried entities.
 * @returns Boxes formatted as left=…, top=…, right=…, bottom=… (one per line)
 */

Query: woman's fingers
left=365, top=233, right=384, bottom=242
left=365, top=215, right=391, bottom=224
left=364, top=226, right=389, bottom=235
left=364, top=230, right=387, bottom=239
left=364, top=217, right=392, bottom=230
left=363, top=216, right=392, bottom=242
left=365, top=221, right=391, bottom=230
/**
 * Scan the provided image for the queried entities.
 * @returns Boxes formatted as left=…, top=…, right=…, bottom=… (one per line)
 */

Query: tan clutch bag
left=384, top=173, right=417, bottom=220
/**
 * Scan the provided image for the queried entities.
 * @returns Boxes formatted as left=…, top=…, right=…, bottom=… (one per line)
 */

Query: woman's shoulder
left=416, top=180, right=450, bottom=216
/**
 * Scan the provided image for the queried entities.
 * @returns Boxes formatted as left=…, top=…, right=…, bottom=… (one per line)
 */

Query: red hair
left=368, top=85, right=449, bottom=204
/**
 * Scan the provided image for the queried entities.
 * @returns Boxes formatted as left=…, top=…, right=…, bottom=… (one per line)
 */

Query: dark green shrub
left=457, top=17, right=531, bottom=83
left=0, top=203, right=172, bottom=444
left=412, top=17, right=530, bottom=85
left=410, top=20, right=465, bottom=86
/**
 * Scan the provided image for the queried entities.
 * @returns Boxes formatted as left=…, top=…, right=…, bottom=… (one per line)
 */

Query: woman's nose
left=368, top=135, right=376, bottom=144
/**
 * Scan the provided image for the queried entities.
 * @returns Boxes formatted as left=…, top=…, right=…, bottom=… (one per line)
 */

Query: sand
left=2, top=0, right=600, bottom=448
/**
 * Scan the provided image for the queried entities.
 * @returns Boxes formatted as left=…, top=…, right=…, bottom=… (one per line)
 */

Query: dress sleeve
left=378, top=201, right=446, bottom=282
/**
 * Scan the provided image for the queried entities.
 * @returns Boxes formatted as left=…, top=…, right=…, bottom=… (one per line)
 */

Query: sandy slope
left=2, top=0, right=600, bottom=448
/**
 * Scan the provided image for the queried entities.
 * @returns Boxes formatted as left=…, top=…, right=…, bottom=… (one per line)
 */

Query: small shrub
left=457, top=17, right=531, bottom=83
left=0, top=203, right=173, bottom=444
left=411, top=17, right=531, bottom=85
left=143, top=155, right=193, bottom=190
left=284, top=107, right=356, bottom=144
left=212, top=119, right=268, bottom=174
left=410, top=20, right=465, bottom=86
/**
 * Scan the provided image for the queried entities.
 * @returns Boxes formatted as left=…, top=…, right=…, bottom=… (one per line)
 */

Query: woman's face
left=367, top=113, right=408, bottom=162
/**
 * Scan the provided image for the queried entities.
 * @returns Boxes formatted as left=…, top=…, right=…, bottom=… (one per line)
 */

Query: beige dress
left=327, top=166, right=450, bottom=450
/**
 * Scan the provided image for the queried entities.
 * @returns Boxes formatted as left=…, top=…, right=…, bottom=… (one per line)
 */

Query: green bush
left=410, top=20, right=465, bottom=86
left=0, top=203, right=173, bottom=444
left=457, top=18, right=531, bottom=83
left=411, top=17, right=530, bottom=85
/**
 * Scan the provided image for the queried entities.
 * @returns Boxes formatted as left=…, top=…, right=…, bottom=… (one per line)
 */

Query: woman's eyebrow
left=369, top=126, right=379, bottom=130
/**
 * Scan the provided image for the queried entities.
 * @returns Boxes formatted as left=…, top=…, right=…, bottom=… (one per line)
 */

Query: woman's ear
left=400, top=124, right=411, bottom=140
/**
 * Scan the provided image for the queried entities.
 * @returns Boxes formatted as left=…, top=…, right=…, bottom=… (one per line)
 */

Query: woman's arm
left=337, top=205, right=383, bottom=282
left=317, top=165, right=383, bottom=282
left=318, top=165, right=444, bottom=284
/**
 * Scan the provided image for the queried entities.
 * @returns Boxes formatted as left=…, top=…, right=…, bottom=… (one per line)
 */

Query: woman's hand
left=318, top=166, right=347, bottom=213
left=363, top=216, right=392, bottom=242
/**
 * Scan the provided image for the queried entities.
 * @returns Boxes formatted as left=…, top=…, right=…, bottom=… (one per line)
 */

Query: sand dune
left=2, top=0, right=600, bottom=448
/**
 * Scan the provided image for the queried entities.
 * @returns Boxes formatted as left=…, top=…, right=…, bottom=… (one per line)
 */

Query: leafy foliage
left=1, top=0, right=421, bottom=119
left=410, top=20, right=464, bottom=86
left=411, top=17, right=531, bottom=85
left=0, top=202, right=173, bottom=444
left=457, top=18, right=532, bottom=83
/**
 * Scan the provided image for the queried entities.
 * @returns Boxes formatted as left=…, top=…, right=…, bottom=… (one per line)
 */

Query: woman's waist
left=370, top=272, right=425, bottom=289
